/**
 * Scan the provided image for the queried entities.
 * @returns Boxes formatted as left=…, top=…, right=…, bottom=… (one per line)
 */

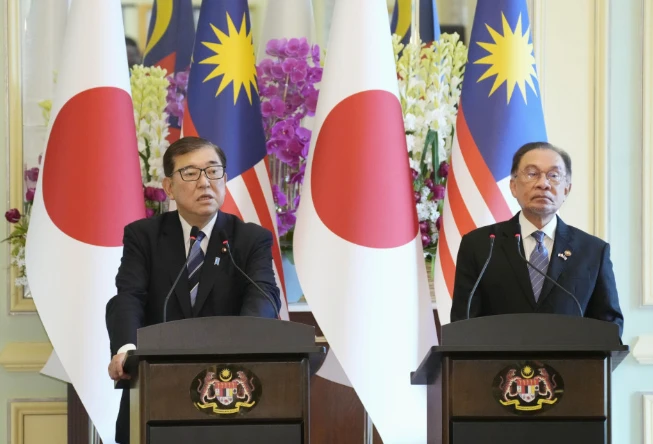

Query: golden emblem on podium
left=190, top=365, right=261, bottom=415
left=492, top=362, right=565, bottom=414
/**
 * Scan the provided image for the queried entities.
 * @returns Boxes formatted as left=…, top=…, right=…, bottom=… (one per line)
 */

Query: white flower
left=404, top=113, right=418, bottom=131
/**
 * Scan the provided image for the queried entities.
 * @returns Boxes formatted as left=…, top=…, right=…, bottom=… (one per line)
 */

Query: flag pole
left=363, top=408, right=374, bottom=444
left=410, top=0, right=421, bottom=45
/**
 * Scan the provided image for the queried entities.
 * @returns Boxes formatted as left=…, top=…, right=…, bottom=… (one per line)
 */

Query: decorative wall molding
left=0, top=343, right=52, bottom=372
left=6, top=0, right=36, bottom=314
left=593, top=0, right=610, bottom=242
left=644, top=394, right=653, bottom=444
left=531, top=0, right=546, bottom=106
left=10, top=400, right=67, bottom=444
left=632, top=336, right=653, bottom=365
left=642, top=0, right=653, bottom=306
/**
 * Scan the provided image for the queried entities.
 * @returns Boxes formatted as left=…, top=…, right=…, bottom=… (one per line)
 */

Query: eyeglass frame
left=511, top=168, right=568, bottom=186
left=168, top=165, right=226, bottom=182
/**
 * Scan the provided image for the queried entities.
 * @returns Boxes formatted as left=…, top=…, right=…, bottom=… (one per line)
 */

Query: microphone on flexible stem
left=465, top=234, right=496, bottom=320
left=163, top=226, right=200, bottom=323
left=514, top=232, right=584, bottom=317
left=219, top=230, right=280, bottom=320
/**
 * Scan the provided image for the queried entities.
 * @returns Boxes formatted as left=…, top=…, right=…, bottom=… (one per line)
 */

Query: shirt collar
left=179, top=212, right=218, bottom=243
left=519, top=211, right=557, bottom=241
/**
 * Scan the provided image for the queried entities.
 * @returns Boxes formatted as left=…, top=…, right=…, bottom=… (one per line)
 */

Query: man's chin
left=525, top=205, right=556, bottom=217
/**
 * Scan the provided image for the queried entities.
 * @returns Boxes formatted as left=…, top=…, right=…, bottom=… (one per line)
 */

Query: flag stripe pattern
left=433, top=0, right=547, bottom=325
left=181, top=0, right=288, bottom=319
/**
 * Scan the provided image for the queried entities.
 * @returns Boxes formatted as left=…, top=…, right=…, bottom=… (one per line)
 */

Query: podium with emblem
left=121, top=316, right=326, bottom=444
left=411, top=314, right=628, bottom=444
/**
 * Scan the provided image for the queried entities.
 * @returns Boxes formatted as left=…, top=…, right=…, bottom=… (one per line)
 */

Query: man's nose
left=197, top=171, right=211, bottom=186
left=534, top=173, right=552, bottom=189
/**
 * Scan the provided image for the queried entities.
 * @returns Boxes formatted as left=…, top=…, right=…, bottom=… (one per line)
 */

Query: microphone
left=465, top=234, right=496, bottom=320
left=219, top=230, right=280, bottom=319
left=514, top=231, right=583, bottom=317
left=163, top=226, right=200, bottom=323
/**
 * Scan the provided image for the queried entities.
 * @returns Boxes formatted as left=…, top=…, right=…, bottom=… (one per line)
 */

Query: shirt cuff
left=117, top=343, right=137, bottom=355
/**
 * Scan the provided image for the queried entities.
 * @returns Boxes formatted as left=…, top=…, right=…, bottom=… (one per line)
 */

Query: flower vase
left=281, top=249, right=304, bottom=304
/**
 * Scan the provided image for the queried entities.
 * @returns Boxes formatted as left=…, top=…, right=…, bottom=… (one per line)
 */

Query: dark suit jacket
left=106, top=210, right=280, bottom=443
left=450, top=213, right=624, bottom=337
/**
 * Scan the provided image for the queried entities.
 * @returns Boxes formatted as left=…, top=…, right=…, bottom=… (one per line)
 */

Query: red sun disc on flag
left=311, top=90, right=418, bottom=249
left=43, top=87, right=145, bottom=247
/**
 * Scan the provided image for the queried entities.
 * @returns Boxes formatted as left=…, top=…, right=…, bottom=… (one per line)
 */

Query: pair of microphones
left=162, top=226, right=280, bottom=323
left=465, top=225, right=583, bottom=320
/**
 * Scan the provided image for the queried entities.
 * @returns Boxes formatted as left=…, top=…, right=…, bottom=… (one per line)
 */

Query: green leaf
left=420, top=130, right=437, bottom=177
left=430, top=129, right=439, bottom=181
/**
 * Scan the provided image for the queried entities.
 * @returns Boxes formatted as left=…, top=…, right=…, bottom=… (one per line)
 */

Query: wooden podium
left=412, top=314, right=628, bottom=444
left=122, top=316, right=326, bottom=444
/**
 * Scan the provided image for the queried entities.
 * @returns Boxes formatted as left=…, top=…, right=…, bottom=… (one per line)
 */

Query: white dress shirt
left=519, top=211, right=556, bottom=261
left=179, top=212, right=217, bottom=257
left=116, top=213, right=218, bottom=356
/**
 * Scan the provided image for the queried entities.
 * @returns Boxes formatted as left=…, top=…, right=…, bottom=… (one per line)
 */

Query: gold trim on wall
left=643, top=0, right=653, bottom=306
left=10, top=400, right=67, bottom=444
left=592, top=0, right=609, bottom=242
left=7, top=0, right=36, bottom=313
left=531, top=0, right=545, bottom=107
left=645, top=394, right=653, bottom=444
left=0, top=343, right=52, bottom=372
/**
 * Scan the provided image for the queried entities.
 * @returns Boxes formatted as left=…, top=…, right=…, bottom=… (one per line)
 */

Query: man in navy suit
left=106, top=136, right=280, bottom=443
left=450, top=142, right=624, bottom=336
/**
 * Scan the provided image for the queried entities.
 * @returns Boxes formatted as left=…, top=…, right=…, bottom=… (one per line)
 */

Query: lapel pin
left=557, top=253, right=568, bottom=261
left=214, top=257, right=221, bottom=266
left=564, top=250, right=572, bottom=257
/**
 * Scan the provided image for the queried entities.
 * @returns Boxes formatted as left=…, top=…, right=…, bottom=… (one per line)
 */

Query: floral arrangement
left=130, top=65, right=171, bottom=216
left=392, top=33, right=467, bottom=257
left=165, top=68, right=190, bottom=128
left=3, top=164, right=40, bottom=289
left=257, top=37, right=322, bottom=239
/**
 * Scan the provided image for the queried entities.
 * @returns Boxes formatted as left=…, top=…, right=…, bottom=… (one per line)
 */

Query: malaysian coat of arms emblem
left=492, top=361, right=565, bottom=414
left=190, top=365, right=262, bottom=415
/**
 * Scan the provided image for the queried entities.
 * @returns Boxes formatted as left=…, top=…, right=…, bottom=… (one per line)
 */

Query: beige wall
left=1, top=2, right=68, bottom=444
left=1, top=0, right=650, bottom=442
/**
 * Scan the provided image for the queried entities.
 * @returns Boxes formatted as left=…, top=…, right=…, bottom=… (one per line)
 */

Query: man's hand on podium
left=108, top=352, right=130, bottom=381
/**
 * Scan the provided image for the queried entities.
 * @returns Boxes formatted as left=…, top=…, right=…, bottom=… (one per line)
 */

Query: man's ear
left=162, top=177, right=175, bottom=200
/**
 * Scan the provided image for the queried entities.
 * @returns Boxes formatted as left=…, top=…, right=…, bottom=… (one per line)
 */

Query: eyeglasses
left=170, top=165, right=225, bottom=182
left=513, top=168, right=567, bottom=185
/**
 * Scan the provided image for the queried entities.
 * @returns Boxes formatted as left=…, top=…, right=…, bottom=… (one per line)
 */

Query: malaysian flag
left=182, top=0, right=288, bottom=319
left=433, top=0, right=547, bottom=325
left=143, top=0, right=195, bottom=142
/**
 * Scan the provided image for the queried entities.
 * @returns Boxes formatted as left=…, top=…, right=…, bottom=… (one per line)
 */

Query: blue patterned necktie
left=188, top=231, right=206, bottom=307
left=529, top=231, right=549, bottom=302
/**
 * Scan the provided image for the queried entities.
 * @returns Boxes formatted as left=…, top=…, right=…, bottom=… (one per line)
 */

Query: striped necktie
left=188, top=231, right=206, bottom=307
left=528, top=230, right=549, bottom=302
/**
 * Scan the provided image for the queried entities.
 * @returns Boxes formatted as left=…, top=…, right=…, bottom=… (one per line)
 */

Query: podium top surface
left=411, top=314, right=629, bottom=385
left=117, top=317, right=326, bottom=388
left=135, top=316, right=317, bottom=352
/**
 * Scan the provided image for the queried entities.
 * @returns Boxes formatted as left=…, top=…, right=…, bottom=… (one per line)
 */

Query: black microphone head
left=190, top=225, right=200, bottom=240
left=219, top=230, right=229, bottom=244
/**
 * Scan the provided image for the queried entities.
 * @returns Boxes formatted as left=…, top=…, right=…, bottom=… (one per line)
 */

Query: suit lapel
left=500, top=214, right=537, bottom=309
left=192, top=211, right=229, bottom=316
left=161, top=212, right=192, bottom=319
left=538, top=216, right=574, bottom=305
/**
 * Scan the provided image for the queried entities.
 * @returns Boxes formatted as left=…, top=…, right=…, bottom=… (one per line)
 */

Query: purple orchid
left=5, top=208, right=20, bottom=223
left=258, top=37, right=322, bottom=237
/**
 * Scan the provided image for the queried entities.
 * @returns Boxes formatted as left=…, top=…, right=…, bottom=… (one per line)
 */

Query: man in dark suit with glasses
left=450, top=142, right=624, bottom=337
left=105, top=136, right=281, bottom=443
